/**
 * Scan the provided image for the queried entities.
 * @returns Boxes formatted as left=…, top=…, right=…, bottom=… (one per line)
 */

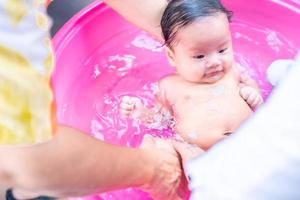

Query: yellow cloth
left=0, top=0, right=54, bottom=145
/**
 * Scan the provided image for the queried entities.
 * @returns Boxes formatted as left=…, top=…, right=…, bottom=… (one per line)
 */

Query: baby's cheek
left=195, top=67, right=206, bottom=79
left=224, top=57, right=234, bottom=70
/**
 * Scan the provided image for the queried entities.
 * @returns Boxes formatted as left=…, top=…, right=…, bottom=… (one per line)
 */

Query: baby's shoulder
left=159, top=74, right=182, bottom=88
left=157, top=75, right=185, bottom=104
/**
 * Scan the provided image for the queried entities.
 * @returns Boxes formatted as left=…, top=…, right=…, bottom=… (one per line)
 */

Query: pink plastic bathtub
left=52, top=0, right=300, bottom=199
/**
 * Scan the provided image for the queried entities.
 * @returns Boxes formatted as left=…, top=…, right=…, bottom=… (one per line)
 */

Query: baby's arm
left=236, top=66, right=263, bottom=110
left=120, top=96, right=158, bottom=124
left=120, top=82, right=173, bottom=129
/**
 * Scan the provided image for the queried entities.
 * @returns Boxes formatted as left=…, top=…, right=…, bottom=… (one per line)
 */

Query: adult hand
left=11, top=134, right=191, bottom=200
left=140, top=135, right=190, bottom=200
left=172, top=140, right=205, bottom=165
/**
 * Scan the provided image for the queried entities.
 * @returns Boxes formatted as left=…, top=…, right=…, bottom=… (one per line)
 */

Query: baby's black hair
left=161, top=0, right=233, bottom=47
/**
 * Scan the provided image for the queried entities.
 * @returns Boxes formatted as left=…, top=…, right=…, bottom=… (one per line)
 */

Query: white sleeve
left=185, top=55, right=300, bottom=200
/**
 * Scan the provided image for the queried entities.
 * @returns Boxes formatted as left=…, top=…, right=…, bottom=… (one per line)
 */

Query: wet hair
left=161, top=0, right=233, bottom=48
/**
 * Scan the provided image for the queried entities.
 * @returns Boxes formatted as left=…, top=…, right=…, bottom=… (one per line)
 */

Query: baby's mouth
left=205, top=68, right=223, bottom=78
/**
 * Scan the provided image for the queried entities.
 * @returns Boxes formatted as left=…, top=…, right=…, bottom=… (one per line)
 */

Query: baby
left=120, top=0, right=263, bottom=150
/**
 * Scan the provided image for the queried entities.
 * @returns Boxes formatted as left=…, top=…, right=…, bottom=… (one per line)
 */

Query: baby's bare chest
left=168, top=82, right=252, bottom=128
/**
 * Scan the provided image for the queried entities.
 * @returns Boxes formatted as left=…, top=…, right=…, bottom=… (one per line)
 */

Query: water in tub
left=59, top=16, right=299, bottom=200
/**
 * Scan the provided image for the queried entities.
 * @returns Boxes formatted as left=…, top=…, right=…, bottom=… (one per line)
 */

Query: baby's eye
left=218, top=48, right=227, bottom=54
left=194, top=55, right=205, bottom=59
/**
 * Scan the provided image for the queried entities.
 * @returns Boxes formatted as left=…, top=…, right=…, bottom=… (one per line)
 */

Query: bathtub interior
left=52, top=0, right=300, bottom=199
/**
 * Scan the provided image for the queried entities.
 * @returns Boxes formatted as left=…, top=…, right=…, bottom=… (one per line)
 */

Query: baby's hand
left=120, top=96, right=144, bottom=118
left=239, top=86, right=263, bottom=109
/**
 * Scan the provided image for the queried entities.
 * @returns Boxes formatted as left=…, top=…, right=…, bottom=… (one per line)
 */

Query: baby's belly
left=174, top=96, right=252, bottom=149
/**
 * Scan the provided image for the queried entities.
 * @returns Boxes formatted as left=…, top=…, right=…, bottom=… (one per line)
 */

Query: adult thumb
left=172, top=140, right=205, bottom=165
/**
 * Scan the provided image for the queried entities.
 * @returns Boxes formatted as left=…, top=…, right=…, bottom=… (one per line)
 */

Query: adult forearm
left=103, top=0, right=167, bottom=40
left=0, top=125, right=153, bottom=197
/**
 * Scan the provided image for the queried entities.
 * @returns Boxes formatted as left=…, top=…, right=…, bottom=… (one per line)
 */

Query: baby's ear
left=164, top=46, right=176, bottom=67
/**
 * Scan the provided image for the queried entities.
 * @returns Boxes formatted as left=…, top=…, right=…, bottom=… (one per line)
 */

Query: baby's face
left=166, top=13, right=234, bottom=83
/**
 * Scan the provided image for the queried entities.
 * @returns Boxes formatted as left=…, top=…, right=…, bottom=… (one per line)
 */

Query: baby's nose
left=206, top=55, right=221, bottom=69
left=206, top=59, right=221, bottom=69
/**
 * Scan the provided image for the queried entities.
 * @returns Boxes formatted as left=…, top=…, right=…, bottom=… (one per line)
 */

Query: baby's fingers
left=247, top=91, right=258, bottom=105
left=239, top=86, right=251, bottom=100
left=120, top=98, right=135, bottom=117
left=120, top=101, right=134, bottom=110
left=120, top=109, right=132, bottom=117
left=251, top=94, right=263, bottom=108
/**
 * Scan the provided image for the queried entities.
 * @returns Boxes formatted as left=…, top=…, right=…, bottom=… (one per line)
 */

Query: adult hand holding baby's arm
left=1, top=126, right=190, bottom=200
left=139, top=135, right=191, bottom=200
